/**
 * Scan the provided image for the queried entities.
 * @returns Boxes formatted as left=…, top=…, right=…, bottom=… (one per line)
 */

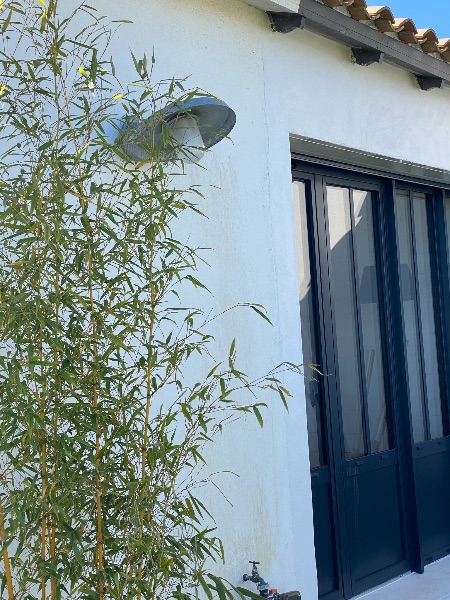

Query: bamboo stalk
left=137, top=175, right=172, bottom=600
left=136, top=159, right=158, bottom=598
left=0, top=501, right=14, bottom=600
left=50, top=35, right=63, bottom=600
left=141, top=358, right=153, bottom=484
left=49, top=520, right=56, bottom=600
left=40, top=411, right=46, bottom=600
left=50, top=266, right=60, bottom=600
left=136, top=341, right=154, bottom=600
left=41, top=487, right=47, bottom=600
left=88, top=241, right=105, bottom=599
left=137, top=240, right=156, bottom=600
left=38, top=235, right=47, bottom=600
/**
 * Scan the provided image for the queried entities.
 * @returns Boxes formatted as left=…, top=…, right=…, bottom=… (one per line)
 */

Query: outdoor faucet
left=243, top=561, right=301, bottom=600
left=243, top=561, right=270, bottom=596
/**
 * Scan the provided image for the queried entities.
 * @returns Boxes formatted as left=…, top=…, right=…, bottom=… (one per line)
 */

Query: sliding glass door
left=292, top=161, right=450, bottom=599
left=396, top=186, right=450, bottom=567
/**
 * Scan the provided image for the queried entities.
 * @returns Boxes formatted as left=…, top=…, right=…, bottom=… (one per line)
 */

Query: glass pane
left=327, top=186, right=365, bottom=460
left=446, top=197, right=450, bottom=272
left=353, top=190, right=390, bottom=453
left=445, top=197, right=450, bottom=301
left=412, top=193, right=443, bottom=439
left=395, top=191, right=426, bottom=443
left=293, top=181, right=325, bottom=469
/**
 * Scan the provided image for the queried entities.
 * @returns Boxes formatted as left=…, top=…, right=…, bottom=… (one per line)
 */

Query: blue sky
left=387, top=0, right=450, bottom=38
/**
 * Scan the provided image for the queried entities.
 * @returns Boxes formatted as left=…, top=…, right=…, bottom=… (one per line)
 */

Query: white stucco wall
left=89, top=1, right=450, bottom=598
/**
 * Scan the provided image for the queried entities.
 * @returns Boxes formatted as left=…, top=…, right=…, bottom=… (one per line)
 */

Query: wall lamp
left=120, top=97, right=236, bottom=164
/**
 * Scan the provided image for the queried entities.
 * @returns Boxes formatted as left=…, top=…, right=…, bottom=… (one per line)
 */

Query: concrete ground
left=355, top=556, right=450, bottom=600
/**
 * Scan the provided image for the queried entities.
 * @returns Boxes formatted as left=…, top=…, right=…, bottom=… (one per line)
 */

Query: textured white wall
left=88, top=1, right=450, bottom=598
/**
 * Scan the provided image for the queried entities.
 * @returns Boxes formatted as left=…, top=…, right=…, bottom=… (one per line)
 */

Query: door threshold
left=354, top=555, right=450, bottom=600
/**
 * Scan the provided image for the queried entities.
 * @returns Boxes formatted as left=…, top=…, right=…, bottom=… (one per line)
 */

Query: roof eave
left=241, top=0, right=299, bottom=13
left=269, top=0, right=450, bottom=90
left=278, top=0, right=450, bottom=88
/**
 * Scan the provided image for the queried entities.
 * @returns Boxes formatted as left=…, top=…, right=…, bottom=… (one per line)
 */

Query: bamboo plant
left=0, top=1, right=303, bottom=599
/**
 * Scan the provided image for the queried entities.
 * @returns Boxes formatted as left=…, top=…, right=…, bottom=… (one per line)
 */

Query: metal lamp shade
left=166, top=97, right=236, bottom=149
left=168, top=115, right=205, bottom=164
left=121, top=97, right=236, bottom=163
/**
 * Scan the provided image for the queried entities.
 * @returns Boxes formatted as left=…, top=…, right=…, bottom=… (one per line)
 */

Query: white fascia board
left=240, top=0, right=299, bottom=13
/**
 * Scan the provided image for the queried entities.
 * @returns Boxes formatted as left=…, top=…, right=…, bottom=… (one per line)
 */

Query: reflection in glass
left=293, top=181, right=325, bottom=469
left=394, top=191, right=444, bottom=441
left=353, top=190, right=389, bottom=453
left=412, top=193, right=443, bottom=439
left=327, top=186, right=365, bottom=459
left=395, top=191, right=427, bottom=443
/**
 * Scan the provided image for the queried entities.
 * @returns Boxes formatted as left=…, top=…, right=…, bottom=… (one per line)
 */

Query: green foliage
left=0, top=1, right=305, bottom=599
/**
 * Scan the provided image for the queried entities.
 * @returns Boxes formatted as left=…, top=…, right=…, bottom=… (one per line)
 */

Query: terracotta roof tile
left=415, top=28, right=439, bottom=43
left=392, top=17, right=417, bottom=31
left=348, top=5, right=394, bottom=23
left=323, top=0, right=353, bottom=7
left=321, top=0, right=355, bottom=7
left=415, top=28, right=439, bottom=53
left=438, top=39, right=450, bottom=62
left=438, top=38, right=450, bottom=49
left=317, top=0, right=450, bottom=65
left=373, top=19, right=395, bottom=33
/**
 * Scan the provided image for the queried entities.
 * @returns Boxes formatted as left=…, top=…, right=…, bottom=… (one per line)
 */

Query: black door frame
left=292, top=158, right=450, bottom=599
left=298, top=164, right=411, bottom=598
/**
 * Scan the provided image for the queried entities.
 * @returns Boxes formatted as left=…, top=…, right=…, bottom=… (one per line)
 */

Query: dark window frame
left=293, top=157, right=450, bottom=589
left=293, top=159, right=450, bottom=452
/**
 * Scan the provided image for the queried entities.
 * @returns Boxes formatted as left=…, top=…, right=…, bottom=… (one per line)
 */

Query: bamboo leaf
left=235, top=587, right=263, bottom=600
left=1, top=10, right=12, bottom=33
left=253, top=405, right=264, bottom=428
left=196, top=571, right=213, bottom=600
left=250, top=304, right=272, bottom=325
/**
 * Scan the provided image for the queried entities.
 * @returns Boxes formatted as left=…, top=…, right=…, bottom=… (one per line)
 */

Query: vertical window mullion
left=407, top=191, right=431, bottom=440
left=348, top=188, right=371, bottom=456
left=371, top=191, right=394, bottom=450
left=431, top=190, right=450, bottom=437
